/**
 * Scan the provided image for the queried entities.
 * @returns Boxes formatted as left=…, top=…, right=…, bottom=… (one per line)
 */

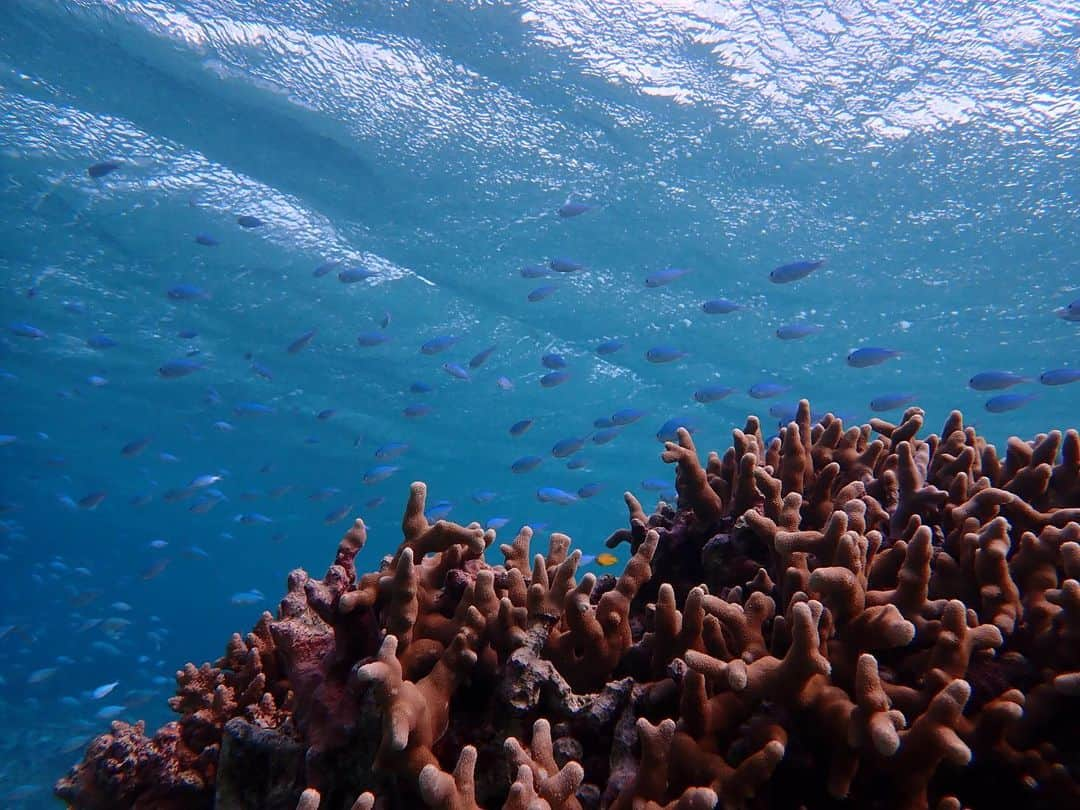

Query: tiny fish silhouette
left=542, top=353, right=567, bottom=370
left=595, top=339, right=624, bottom=355
left=694, top=385, right=736, bottom=403
left=776, top=323, right=823, bottom=340
left=549, top=257, right=584, bottom=273
left=356, top=331, right=390, bottom=347
left=87, top=161, right=120, bottom=178
left=748, top=382, right=791, bottom=399
left=968, top=371, right=1029, bottom=391
left=592, top=427, right=621, bottom=444
left=421, top=334, right=460, bottom=355
left=158, top=358, right=204, bottom=378
left=528, top=284, right=557, bottom=302
left=646, top=346, right=687, bottom=363
left=1039, top=368, right=1080, bottom=386
left=869, top=392, right=917, bottom=412
left=551, top=436, right=586, bottom=458
left=540, top=370, right=570, bottom=387
left=236, top=215, right=264, bottom=228
left=87, top=334, right=118, bottom=349
left=985, top=393, right=1037, bottom=413
left=769, top=259, right=823, bottom=283
left=338, top=266, right=377, bottom=283
left=645, top=267, right=692, bottom=287
left=701, top=299, right=740, bottom=314
left=469, top=345, right=497, bottom=368
left=509, top=419, right=534, bottom=436
left=194, top=233, right=219, bottom=246
left=511, top=455, right=543, bottom=473
left=847, top=347, right=902, bottom=368
left=520, top=264, right=549, bottom=278
left=557, top=201, right=593, bottom=218
left=536, top=487, right=578, bottom=505
left=443, top=362, right=471, bottom=381
left=287, top=329, right=317, bottom=354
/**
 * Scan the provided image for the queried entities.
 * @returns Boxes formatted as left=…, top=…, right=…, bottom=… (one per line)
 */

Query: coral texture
left=56, top=403, right=1080, bottom=809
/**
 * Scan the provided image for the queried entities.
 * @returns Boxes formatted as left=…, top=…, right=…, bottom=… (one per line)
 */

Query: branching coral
left=57, top=404, right=1080, bottom=810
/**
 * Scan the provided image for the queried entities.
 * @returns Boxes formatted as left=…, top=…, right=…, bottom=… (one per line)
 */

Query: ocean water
left=0, top=0, right=1077, bottom=804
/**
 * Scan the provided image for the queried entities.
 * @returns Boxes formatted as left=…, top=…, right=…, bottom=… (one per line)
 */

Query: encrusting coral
left=56, top=402, right=1080, bottom=809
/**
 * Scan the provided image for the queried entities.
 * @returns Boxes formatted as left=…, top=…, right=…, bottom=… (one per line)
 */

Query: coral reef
left=56, top=403, right=1080, bottom=809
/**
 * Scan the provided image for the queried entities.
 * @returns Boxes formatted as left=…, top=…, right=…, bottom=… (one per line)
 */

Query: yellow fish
left=595, top=552, right=619, bottom=567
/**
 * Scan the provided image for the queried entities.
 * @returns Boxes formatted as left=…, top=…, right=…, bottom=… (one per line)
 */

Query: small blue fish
left=363, top=465, right=399, bottom=484
left=88, top=375, right=108, bottom=387
left=769, top=259, right=824, bottom=284
left=847, top=347, right=902, bottom=368
left=338, top=266, right=377, bottom=283
left=537, top=487, right=578, bottom=505
left=410, top=381, right=434, bottom=394
left=968, top=371, right=1029, bottom=390
left=768, top=404, right=799, bottom=423
left=64, top=301, right=88, bottom=314
left=95, top=705, right=127, bottom=720
left=356, top=331, right=391, bottom=347
left=194, top=233, right=219, bottom=246
left=317, top=408, right=336, bottom=420
left=641, top=478, right=669, bottom=491
left=694, top=384, right=736, bottom=403
left=645, top=267, right=692, bottom=288
left=566, top=456, right=588, bottom=470
left=234, top=401, right=274, bottom=416
left=870, top=392, right=918, bottom=412
left=557, top=201, right=594, bottom=218
left=748, top=382, right=791, bottom=399
left=375, top=442, right=409, bottom=460
left=88, top=160, right=120, bottom=178
left=1039, top=368, right=1080, bottom=386
left=236, top=215, right=264, bottom=228
left=91, top=681, right=119, bottom=700
left=287, top=329, right=317, bottom=354
left=421, top=334, right=460, bottom=355
left=511, top=455, right=543, bottom=473
left=1056, top=298, right=1080, bottom=321
left=577, top=483, right=603, bottom=499
left=313, top=260, right=339, bottom=277
left=540, top=370, right=570, bottom=387
left=520, top=264, right=549, bottom=278
left=469, top=345, right=497, bottom=368
left=611, top=407, right=647, bottom=425
left=404, top=403, right=432, bottom=418
left=471, top=490, right=497, bottom=504
left=158, top=358, right=204, bottom=378
left=549, top=257, right=584, bottom=273
left=496, top=376, right=514, bottom=390
left=985, top=393, right=1038, bottom=413
left=365, top=496, right=386, bottom=510
left=78, top=491, right=107, bottom=510
left=425, top=500, right=454, bottom=521
left=509, top=419, right=534, bottom=437
left=646, top=346, right=688, bottom=363
left=443, top=362, right=471, bottom=381
left=234, top=513, right=273, bottom=525
left=230, top=588, right=265, bottom=604
left=552, top=436, right=586, bottom=458
left=592, top=427, right=621, bottom=444
left=178, top=329, right=198, bottom=339
left=656, top=417, right=698, bottom=443
left=0, top=435, right=15, bottom=446
left=776, top=323, right=823, bottom=340
left=9, top=322, right=46, bottom=339
left=87, top=334, right=117, bottom=349
left=528, top=284, right=558, bottom=302
left=324, top=504, right=353, bottom=524
left=701, top=299, right=741, bottom=314
left=189, top=474, right=222, bottom=489
left=251, top=361, right=273, bottom=380
left=167, top=284, right=208, bottom=301
left=595, top=339, right=624, bottom=355
left=485, top=517, right=510, bottom=530
left=212, top=421, right=235, bottom=431
left=542, top=353, right=567, bottom=370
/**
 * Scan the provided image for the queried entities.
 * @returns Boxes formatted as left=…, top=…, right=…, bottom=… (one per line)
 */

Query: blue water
left=1, top=1, right=1078, bottom=804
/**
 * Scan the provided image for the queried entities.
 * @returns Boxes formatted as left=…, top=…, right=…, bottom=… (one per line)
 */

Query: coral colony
left=56, top=402, right=1079, bottom=809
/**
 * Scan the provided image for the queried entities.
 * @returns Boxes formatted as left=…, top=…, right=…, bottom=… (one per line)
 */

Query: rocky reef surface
left=55, top=403, right=1080, bottom=809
